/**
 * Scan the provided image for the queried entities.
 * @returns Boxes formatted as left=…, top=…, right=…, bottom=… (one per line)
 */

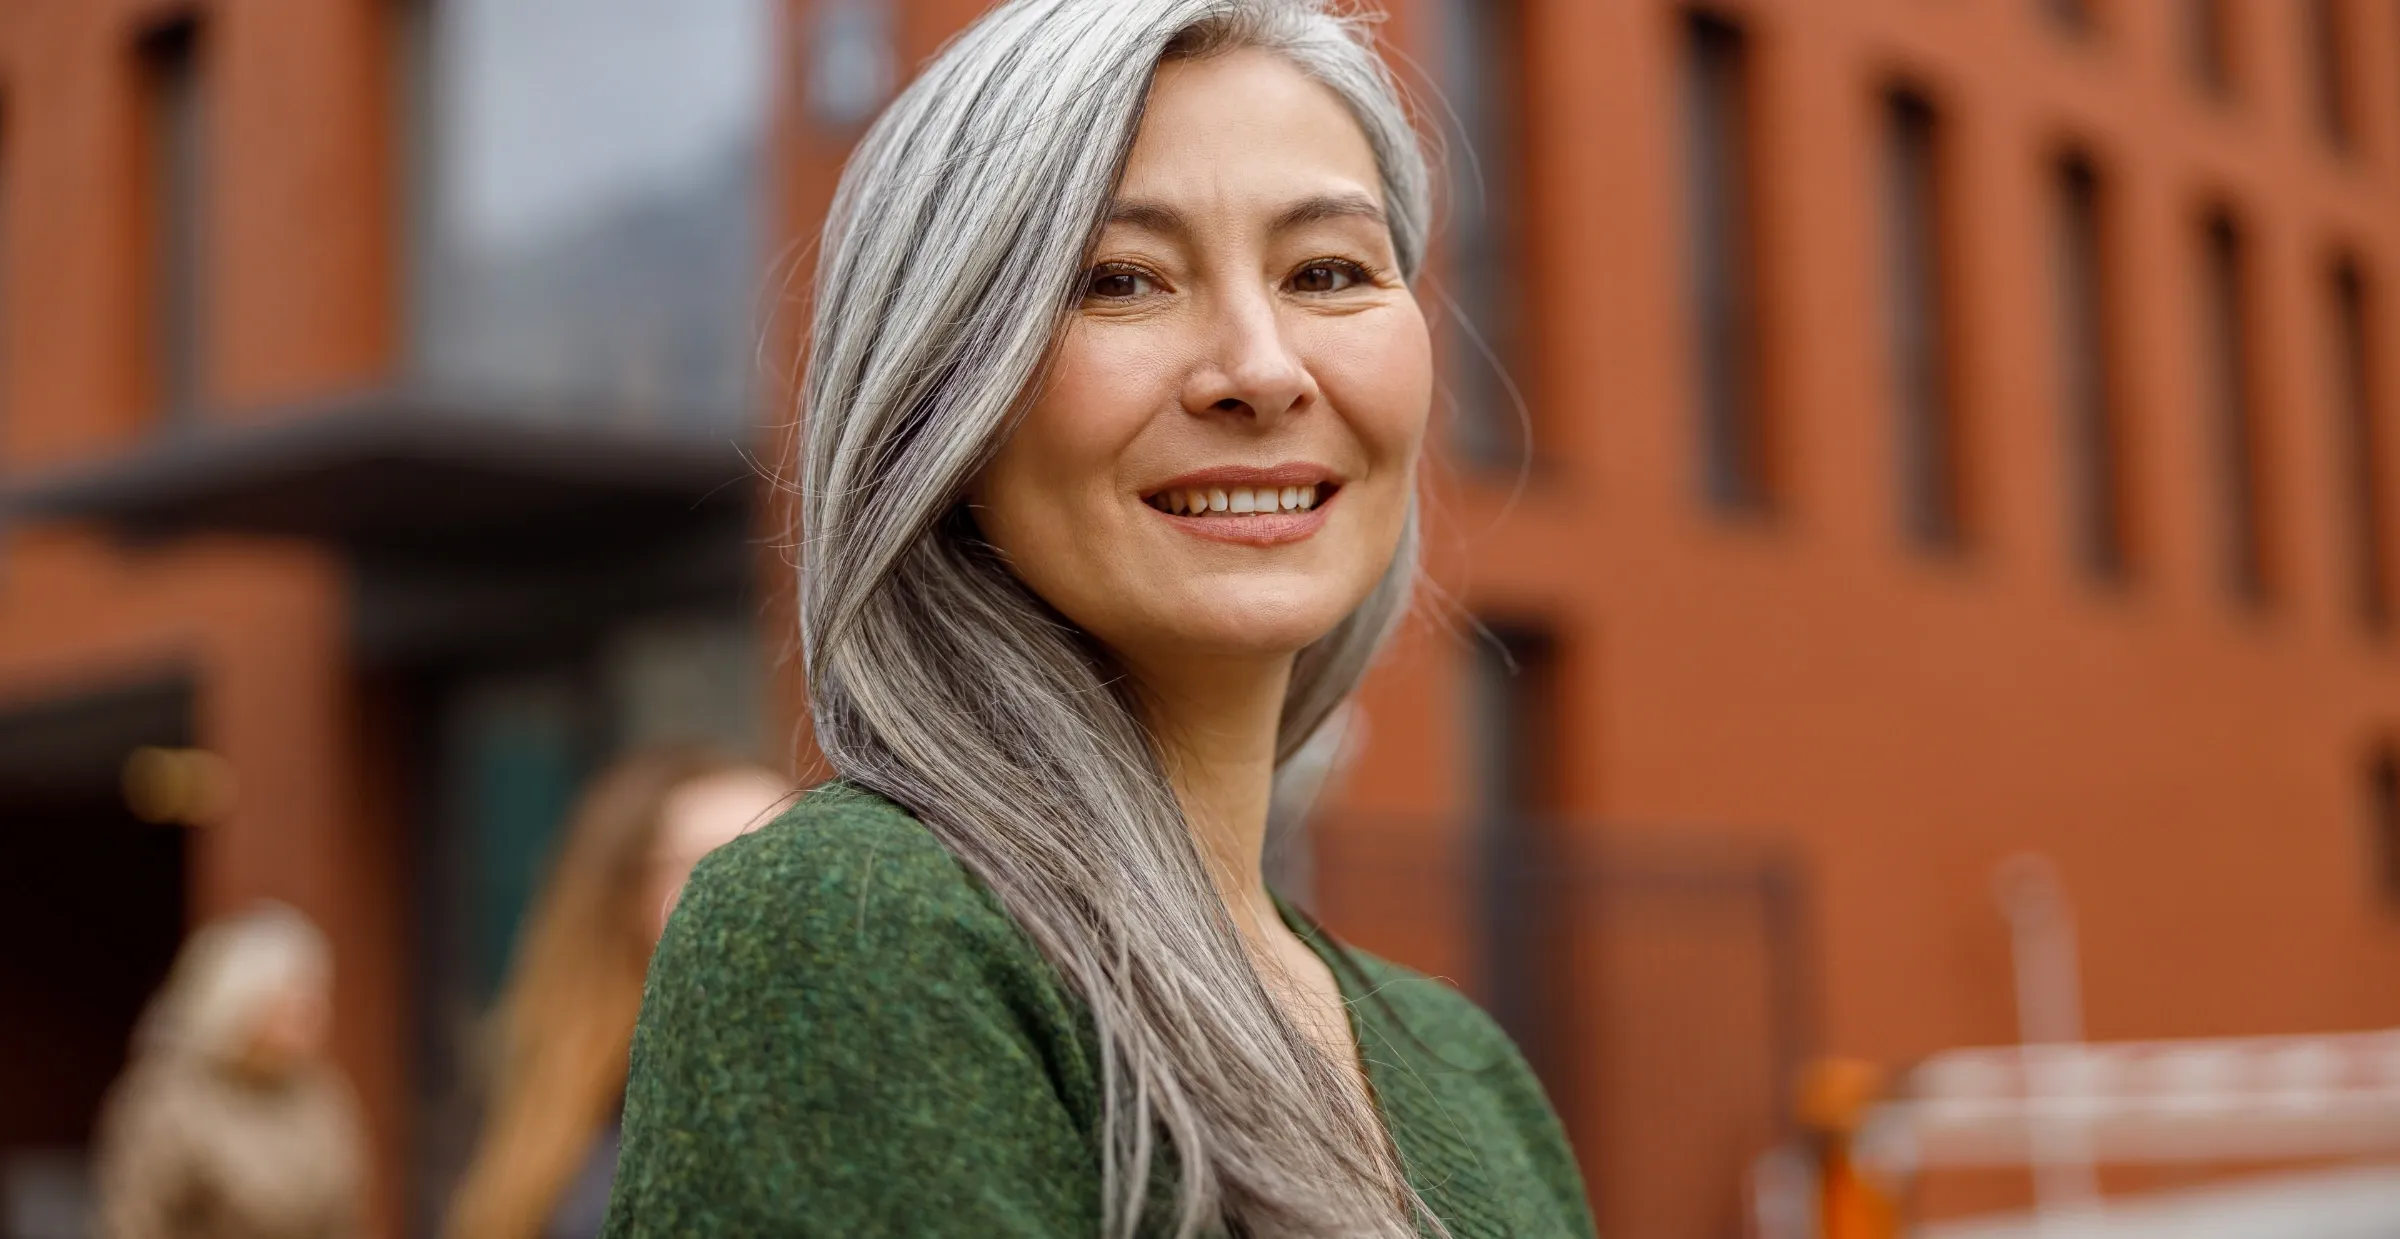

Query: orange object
left=1819, top=1143, right=1900, bottom=1239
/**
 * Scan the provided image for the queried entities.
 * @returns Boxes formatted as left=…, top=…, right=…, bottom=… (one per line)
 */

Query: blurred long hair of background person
left=92, top=903, right=364, bottom=1239
left=442, top=749, right=790, bottom=1239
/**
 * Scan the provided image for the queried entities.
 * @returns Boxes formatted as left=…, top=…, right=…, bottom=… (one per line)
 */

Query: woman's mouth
left=1138, top=468, right=1341, bottom=547
left=1141, top=482, right=1333, bottom=517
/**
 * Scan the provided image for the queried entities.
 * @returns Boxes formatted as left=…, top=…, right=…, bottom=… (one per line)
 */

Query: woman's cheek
left=1319, top=310, right=1433, bottom=465
left=1047, top=319, right=1186, bottom=423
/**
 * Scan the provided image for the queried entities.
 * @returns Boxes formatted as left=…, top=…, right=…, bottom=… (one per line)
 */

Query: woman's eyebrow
left=1104, top=200, right=1188, bottom=237
left=1269, top=192, right=1386, bottom=233
left=1099, top=192, right=1388, bottom=239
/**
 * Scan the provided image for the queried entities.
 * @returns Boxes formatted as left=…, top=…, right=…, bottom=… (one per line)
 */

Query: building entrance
left=0, top=680, right=192, bottom=1239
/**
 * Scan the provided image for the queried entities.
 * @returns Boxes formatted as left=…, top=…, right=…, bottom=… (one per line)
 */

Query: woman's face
left=969, top=48, right=1431, bottom=677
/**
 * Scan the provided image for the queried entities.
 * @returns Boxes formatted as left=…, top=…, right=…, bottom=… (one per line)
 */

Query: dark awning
left=1, top=386, right=763, bottom=558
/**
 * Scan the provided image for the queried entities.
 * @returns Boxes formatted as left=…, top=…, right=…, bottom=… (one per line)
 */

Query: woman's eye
left=1291, top=261, right=1364, bottom=294
left=1085, top=267, right=1156, bottom=300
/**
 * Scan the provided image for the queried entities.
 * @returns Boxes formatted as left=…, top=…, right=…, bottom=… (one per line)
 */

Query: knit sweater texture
left=602, top=784, right=1597, bottom=1238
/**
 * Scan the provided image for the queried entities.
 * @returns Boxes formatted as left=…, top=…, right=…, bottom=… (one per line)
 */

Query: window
left=2052, top=153, right=2131, bottom=581
left=1438, top=0, right=1527, bottom=468
left=2332, top=256, right=2389, bottom=630
left=2198, top=210, right=2270, bottom=603
left=1882, top=88, right=1963, bottom=549
left=0, top=95, right=10, bottom=464
left=2182, top=0, right=2233, bottom=96
left=409, top=0, right=775, bottom=427
left=802, top=0, right=895, bottom=130
left=1468, top=623, right=1560, bottom=1067
left=2043, top=0, right=2095, bottom=35
left=1683, top=10, right=1771, bottom=513
left=138, top=19, right=205, bottom=424
left=2367, top=742, right=2400, bottom=905
left=2307, top=0, right=2356, bottom=151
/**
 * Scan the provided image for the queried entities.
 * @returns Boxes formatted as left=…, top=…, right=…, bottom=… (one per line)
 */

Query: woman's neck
left=1129, top=648, right=1294, bottom=947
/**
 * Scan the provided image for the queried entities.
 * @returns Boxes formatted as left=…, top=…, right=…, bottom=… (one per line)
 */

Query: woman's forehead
left=1114, top=48, right=1383, bottom=215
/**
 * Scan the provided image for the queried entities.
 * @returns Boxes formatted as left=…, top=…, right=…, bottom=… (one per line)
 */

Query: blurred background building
left=0, top=0, right=2395, bottom=1237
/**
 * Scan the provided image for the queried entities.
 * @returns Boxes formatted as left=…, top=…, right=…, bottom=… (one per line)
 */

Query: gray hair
left=795, top=2, right=1434, bottom=1235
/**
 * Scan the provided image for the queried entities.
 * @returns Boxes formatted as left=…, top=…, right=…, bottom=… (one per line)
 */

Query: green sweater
left=602, top=784, right=1597, bottom=1238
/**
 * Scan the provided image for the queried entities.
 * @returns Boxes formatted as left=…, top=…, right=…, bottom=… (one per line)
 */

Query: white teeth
left=1149, top=483, right=1327, bottom=515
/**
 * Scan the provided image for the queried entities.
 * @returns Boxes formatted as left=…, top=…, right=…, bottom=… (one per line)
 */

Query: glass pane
left=413, top=0, right=774, bottom=429
left=1685, top=13, right=1768, bottom=512
left=1437, top=0, right=1526, bottom=468
left=2334, top=261, right=2388, bottom=628
left=2052, top=156, right=2126, bottom=579
left=143, top=22, right=206, bottom=424
left=1883, top=91, right=1959, bottom=548
left=2199, top=213, right=2267, bottom=602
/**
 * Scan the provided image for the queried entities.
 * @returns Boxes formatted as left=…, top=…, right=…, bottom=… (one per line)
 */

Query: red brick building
left=1, top=1, right=2396, bottom=1236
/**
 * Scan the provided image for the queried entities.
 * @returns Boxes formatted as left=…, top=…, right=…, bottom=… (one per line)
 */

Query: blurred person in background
left=603, top=0, right=1595, bottom=1236
left=92, top=903, right=364, bottom=1239
left=444, top=750, right=789, bottom=1239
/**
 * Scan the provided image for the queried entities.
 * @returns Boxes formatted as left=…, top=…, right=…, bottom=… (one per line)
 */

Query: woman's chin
left=1116, top=598, right=1358, bottom=665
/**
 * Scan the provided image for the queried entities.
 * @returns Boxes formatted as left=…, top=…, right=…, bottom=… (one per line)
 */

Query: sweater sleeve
left=602, top=794, right=1105, bottom=1238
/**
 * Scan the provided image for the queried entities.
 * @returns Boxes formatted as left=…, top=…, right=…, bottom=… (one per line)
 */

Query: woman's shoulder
left=615, top=783, right=1109, bottom=1235
left=683, top=782, right=1005, bottom=928
left=660, top=780, right=1058, bottom=1001
left=708, top=780, right=967, bottom=879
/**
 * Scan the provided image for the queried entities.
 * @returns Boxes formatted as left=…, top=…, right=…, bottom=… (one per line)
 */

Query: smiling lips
left=1141, top=466, right=1340, bottom=547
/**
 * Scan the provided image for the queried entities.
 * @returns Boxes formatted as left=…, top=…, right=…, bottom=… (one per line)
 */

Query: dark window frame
left=2306, top=0, right=2357, bottom=153
left=2366, top=741, right=2400, bottom=906
left=1682, top=8, right=1775, bottom=516
left=1467, top=621, right=1563, bottom=1076
left=2332, top=253, right=2390, bottom=632
left=2051, top=150, right=2135, bottom=583
left=1438, top=0, right=1532, bottom=472
left=2198, top=207, right=2272, bottom=604
left=2043, top=0, right=2098, bottom=38
left=1881, top=85, right=1966, bottom=551
left=0, top=89, right=10, bottom=474
left=136, top=16, right=207, bottom=426
left=2182, top=0, right=2235, bottom=98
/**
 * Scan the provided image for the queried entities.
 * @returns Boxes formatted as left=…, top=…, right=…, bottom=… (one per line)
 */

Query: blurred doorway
left=0, top=679, right=192, bottom=1239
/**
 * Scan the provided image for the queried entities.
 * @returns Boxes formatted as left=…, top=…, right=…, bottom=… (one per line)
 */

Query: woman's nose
left=1179, top=288, right=1319, bottom=425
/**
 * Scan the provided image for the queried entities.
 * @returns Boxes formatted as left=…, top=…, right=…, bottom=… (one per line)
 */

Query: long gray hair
left=796, top=2, right=1435, bottom=1235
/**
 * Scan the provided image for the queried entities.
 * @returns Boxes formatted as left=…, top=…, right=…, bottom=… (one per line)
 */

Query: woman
left=93, top=904, right=364, bottom=1239
left=445, top=750, right=790, bottom=1239
left=606, top=2, right=1596, bottom=1236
